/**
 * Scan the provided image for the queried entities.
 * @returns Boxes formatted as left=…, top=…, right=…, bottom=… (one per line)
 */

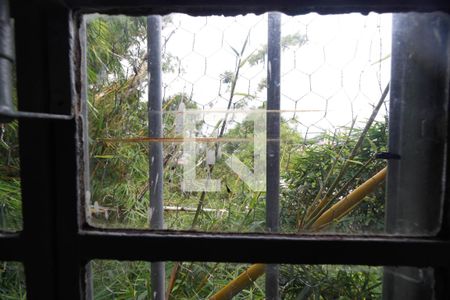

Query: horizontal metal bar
left=0, top=233, right=23, bottom=261
left=78, top=230, right=450, bottom=267
left=66, top=0, right=450, bottom=15
left=0, top=109, right=74, bottom=121
left=3, top=228, right=446, bottom=266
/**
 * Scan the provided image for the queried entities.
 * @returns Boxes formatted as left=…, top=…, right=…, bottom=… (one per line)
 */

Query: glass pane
left=0, top=60, right=22, bottom=231
left=0, top=262, right=26, bottom=299
left=92, top=260, right=433, bottom=299
left=86, top=12, right=443, bottom=235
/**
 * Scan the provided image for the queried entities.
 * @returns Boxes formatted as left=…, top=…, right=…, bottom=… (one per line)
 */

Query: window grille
left=0, top=1, right=449, bottom=299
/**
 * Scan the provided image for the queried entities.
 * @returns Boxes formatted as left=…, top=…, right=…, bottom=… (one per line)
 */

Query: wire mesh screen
left=87, top=12, right=391, bottom=234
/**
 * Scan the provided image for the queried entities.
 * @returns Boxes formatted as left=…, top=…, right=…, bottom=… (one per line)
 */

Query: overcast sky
left=88, top=12, right=392, bottom=138
left=160, top=12, right=392, bottom=138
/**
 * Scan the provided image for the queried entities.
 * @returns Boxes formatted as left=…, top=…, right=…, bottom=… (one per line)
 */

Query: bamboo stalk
left=304, top=157, right=375, bottom=229
left=311, top=167, right=387, bottom=230
left=302, top=117, right=357, bottom=225
left=166, top=262, right=181, bottom=300
left=209, top=264, right=266, bottom=300
left=303, top=83, right=389, bottom=226
left=209, top=167, right=386, bottom=299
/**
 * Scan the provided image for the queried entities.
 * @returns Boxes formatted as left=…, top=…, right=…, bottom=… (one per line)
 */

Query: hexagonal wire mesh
left=87, top=12, right=391, bottom=234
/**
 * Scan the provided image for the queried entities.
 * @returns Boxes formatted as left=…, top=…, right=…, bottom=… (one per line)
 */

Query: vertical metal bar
left=80, top=17, right=94, bottom=300
left=48, top=6, right=86, bottom=300
left=15, top=3, right=57, bottom=298
left=16, top=2, right=85, bottom=299
left=266, top=11, right=281, bottom=300
left=0, top=0, right=14, bottom=123
left=148, top=15, right=165, bottom=300
left=383, top=12, right=450, bottom=300
left=0, top=0, right=8, bottom=214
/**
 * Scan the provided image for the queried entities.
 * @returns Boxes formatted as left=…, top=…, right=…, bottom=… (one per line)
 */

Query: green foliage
left=0, top=262, right=26, bottom=299
left=0, top=47, right=24, bottom=299
left=92, top=261, right=265, bottom=300
left=282, top=120, right=387, bottom=233
left=85, top=14, right=388, bottom=298
left=0, top=103, right=21, bottom=231
left=280, top=265, right=382, bottom=299
left=87, top=15, right=151, bottom=228
left=87, top=16, right=147, bottom=87
left=93, top=260, right=151, bottom=300
left=0, top=12, right=390, bottom=299
left=0, top=176, right=21, bottom=231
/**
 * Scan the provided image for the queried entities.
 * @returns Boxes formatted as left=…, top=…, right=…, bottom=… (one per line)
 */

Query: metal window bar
left=80, top=14, right=94, bottom=300
left=383, top=12, right=450, bottom=300
left=0, top=0, right=73, bottom=123
left=266, top=11, right=281, bottom=300
left=2, top=2, right=450, bottom=300
left=148, top=15, right=166, bottom=300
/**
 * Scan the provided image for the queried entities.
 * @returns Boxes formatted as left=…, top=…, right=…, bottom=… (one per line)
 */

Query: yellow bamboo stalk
left=209, top=167, right=387, bottom=300
left=311, top=167, right=387, bottom=230
left=303, top=196, right=330, bottom=224
left=209, top=264, right=266, bottom=300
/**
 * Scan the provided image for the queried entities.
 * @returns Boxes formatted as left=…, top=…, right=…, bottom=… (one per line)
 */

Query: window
left=1, top=1, right=450, bottom=299
left=86, top=12, right=393, bottom=235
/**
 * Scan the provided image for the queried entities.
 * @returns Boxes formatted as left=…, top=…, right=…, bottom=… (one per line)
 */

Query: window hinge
left=0, top=0, right=73, bottom=124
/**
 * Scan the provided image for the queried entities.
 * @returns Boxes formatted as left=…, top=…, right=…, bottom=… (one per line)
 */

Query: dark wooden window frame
left=1, top=0, right=450, bottom=299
